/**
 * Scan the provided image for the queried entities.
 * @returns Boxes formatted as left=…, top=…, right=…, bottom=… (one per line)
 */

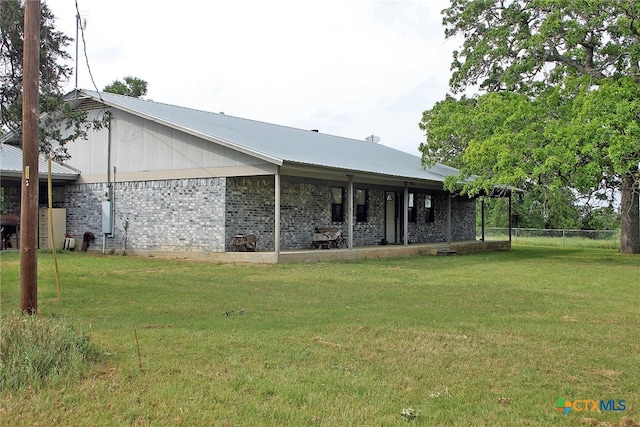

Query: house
left=1, top=89, right=509, bottom=262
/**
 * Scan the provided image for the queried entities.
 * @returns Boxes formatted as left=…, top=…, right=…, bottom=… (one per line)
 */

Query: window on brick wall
left=331, top=187, right=344, bottom=222
left=356, top=188, right=368, bottom=222
left=408, top=193, right=417, bottom=222
left=425, top=194, right=434, bottom=223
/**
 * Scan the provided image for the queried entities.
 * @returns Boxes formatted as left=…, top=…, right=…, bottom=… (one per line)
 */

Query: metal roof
left=71, top=90, right=461, bottom=184
left=0, top=143, right=80, bottom=181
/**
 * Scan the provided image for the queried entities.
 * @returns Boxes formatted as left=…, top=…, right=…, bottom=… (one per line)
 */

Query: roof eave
left=0, top=171, right=79, bottom=182
left=281, top=161, right=451, bottom=189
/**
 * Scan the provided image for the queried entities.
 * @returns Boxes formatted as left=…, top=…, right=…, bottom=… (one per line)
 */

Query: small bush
left=0, top=314, right=101, bottom=391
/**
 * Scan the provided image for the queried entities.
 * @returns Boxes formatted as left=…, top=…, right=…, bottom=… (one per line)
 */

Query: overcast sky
left=43, top=0, right=459, bottom=155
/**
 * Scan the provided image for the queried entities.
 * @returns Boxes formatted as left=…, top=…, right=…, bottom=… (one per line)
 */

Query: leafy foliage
left=421, top=0, right=640, bottom=252
left=0, top=0, right=96, bottom=160
left=478, top=186, right=604, bottom=230
left=103, top=76, right=148, bottom=98
left=443, top=0, right=640, bottom=93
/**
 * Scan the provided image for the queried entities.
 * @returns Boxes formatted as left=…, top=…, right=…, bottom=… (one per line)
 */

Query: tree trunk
left=619, top=171, right=639, bottom=254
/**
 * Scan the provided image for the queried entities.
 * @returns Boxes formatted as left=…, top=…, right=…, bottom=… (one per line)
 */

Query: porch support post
left=508, top=191, right=512, bottom=243
left=403, top=182, right=409, bottom=246
left=347, top=175, right=354, bottom=250
left=447, top=193, right=452, bottom=244
left=275, top=170, right=281, bottom=256
left=481, top=197, right=485, bottom=242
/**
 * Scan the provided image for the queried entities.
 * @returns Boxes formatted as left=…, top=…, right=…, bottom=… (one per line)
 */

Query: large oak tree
left=421, top=0, right=640, bottom=253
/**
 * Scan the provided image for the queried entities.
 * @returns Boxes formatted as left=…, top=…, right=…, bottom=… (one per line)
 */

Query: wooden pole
left=20, top=0, right=40, bottom=315
left=48, top=158, right=62, bottom=299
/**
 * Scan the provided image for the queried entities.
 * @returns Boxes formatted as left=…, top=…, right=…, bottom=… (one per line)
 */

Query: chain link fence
left=480, top=227, right=620, bottom=249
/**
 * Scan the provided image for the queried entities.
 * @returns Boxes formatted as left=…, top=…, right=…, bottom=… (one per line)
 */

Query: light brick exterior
left=224, top=176, right=476, bottom=251
left=37, top=175, right=476, bottom=253
left=65, top=178, right=226, bottom=252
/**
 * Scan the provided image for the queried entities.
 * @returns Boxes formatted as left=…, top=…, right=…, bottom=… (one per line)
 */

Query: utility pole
left=20, top=0, right=40, bottom=315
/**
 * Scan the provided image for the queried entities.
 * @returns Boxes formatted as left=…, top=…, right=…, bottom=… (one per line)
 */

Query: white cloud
left=45, top=0, right=458, bottom=154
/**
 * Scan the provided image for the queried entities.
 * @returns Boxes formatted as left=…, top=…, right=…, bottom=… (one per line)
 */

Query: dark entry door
left=385, top=192, right=400, bottom=244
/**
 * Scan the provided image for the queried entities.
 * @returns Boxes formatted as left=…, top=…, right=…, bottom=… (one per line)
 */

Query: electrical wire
left=74, top=0, right=103, bottom=102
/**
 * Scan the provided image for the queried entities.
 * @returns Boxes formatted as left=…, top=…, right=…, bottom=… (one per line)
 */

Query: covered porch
left=130, top=240, right=511, bottom=264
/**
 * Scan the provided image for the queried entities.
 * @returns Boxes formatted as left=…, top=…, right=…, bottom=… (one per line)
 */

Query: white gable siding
left=64, top=109, right=273, bottom=181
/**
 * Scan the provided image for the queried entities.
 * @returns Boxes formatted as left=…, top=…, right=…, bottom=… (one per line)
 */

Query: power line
left=74, top=0, right=102, bottom=102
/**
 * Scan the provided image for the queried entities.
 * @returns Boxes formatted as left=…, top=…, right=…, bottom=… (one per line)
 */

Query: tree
left=1, top=0, right=93, bottom=161
left=103, top=76, right=147, bottom=98
left=420, top=0, right=640, bottom=253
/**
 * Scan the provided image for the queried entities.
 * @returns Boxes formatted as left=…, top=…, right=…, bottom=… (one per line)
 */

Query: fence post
left=562, top=229, right=565, bottom=247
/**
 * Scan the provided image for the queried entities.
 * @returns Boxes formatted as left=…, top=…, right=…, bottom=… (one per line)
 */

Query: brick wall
left=65, top=178, right=226, bottom=252
left=225, top=176, right=275, bottom=250
left=407, top=192, right=476, bottom=243
left=225, top=177, right=476, bottom=250
left=225, top=177, right=390, bottom=250
left=61, top=175, right=476, bottom=253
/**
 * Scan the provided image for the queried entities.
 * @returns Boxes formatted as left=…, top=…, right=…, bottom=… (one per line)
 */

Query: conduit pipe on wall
left=102, top=111, right=113, bottom=254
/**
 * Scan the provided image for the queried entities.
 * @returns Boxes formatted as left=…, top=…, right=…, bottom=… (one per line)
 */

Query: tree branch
left=545, top=45, right=607, bottom=80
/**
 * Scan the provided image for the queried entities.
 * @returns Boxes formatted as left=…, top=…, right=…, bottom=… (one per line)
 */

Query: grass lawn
left=1, top=246, right=638, bottom=426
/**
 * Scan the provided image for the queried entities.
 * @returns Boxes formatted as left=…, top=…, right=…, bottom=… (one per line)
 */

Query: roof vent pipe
left=365, top=135, right=381, bottom=144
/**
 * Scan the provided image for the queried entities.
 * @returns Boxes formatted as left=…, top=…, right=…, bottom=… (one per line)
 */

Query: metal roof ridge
left=80, top=89, right=379, bottom=144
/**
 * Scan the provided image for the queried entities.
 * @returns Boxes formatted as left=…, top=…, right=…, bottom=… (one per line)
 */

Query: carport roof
left=0, top=143, right=80, bottom=181
left=71, top=90, right=461, bottom=184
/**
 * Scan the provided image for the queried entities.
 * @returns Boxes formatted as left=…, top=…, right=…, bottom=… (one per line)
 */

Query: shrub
left=0, top=314, right=101, bottom=391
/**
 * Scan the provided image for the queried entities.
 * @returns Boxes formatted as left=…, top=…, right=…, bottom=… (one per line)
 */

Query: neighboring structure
left=0, top=143, right=79, bottom=250
left=1, top=89, right=508, bottom=262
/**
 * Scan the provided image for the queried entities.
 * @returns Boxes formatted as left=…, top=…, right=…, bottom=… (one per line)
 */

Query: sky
left=43, top=0, right=460, bottom=155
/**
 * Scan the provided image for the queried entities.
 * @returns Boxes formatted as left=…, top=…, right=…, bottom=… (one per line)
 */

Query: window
left=39, top=186, right=65, bottom=208
left=408, top=193, right=417, bottom=222
left=425, top=194, right=434, bottom=223
left=356, top=188, right=368, bottom=222
left=331, top=187, right=344, bottom=222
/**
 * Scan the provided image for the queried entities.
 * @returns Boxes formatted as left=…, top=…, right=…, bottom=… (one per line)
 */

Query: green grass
left=512, top=236, right=620, bottom=250
left=1, top=247, right=638, bottom=426
left=481, top=230, right=620, bottom=249
left=1, top=314, right=101, bottom=391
